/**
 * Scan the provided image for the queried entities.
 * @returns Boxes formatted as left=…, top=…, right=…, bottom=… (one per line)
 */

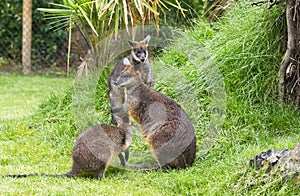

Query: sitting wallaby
left=5, top=118, right=134, bottom=180
left=108, top=35, right=153, bottom=126
left=113, top=58, right=196, bottom=169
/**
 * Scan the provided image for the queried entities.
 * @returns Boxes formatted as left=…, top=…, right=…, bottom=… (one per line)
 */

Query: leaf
left=98, top=0, right=115, bottom=19
left=122, top=0, right=129, bottom=33
left=166, top=0, right=187, bottom=17
left=48, top=2, right=73, bottom=9
left=39, top=0, right=188, bottom=49
left=142, top=1, right=159, bottom=16
left=38, top=8, right=72, bottom=15
left=134, top=0, right=144, bottom=18
left=114, top=4, right=120, bottom=36
left=108, top=1, right=117, bottom=26
left=78, top=6, right=98, bottom=36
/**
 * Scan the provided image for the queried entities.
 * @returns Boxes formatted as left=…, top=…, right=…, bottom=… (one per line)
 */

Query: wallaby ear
left=143, top=35, right=151, bottom=46
left=127, top=40, right=136, bottom=48
left=123, top=58, right=130, bottom=66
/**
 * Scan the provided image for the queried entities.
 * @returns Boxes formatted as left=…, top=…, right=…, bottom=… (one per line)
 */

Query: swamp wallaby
left=108, top=35, right=153, bottom=126
left=113, top=58, right=196, bottom=169
left=5, top=119, right=134, bottom=180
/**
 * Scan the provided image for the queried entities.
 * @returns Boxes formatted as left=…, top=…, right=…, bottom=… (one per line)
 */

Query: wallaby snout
left=137, top=52, right=147, bottom=62
left=140, top=56, right=146, bottom=62
left=133, top=49, right=147, bottom=63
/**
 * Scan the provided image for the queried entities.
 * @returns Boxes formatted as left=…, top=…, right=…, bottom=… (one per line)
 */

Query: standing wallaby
left=108, top=35, right=153, bottom=165
left=113, top=58, right=196, bottom=169
left=108, top=35, right=153, bottom=126
left=5, top=118, right=134, bottom=180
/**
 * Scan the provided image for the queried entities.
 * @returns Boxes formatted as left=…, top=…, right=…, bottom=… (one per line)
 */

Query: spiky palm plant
left=38, top=0, right=185, bottom=76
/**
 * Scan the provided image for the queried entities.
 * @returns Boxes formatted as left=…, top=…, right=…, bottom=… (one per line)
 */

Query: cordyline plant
left=39, top=0, right=186, bottom=76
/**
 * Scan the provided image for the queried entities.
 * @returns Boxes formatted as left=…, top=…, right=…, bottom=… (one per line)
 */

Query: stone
left=250, top=142, right=300, bottom=174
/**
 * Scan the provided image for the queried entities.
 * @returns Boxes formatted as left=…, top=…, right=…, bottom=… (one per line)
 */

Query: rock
left=250, top=142, right=300, bottom=174
left=276, top=142, right=300, bottom=173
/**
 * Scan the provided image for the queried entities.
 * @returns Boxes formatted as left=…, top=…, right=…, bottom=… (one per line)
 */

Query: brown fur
left=108, top=35, right=153, bottom=125
left=108, top=36, right=153, bottom=166
left=65, top=122, right=134, bottom=179
left=114, top=60, right=196, bottom=169
left=5, top=122, right=134, bottom=179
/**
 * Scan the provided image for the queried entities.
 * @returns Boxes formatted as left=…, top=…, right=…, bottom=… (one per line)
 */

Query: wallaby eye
left=135, top=51, right=142, bottom=55
left=134, top=48, right=146, bottom=55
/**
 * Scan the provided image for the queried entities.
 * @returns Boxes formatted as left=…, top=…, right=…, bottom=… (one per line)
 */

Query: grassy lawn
left=0, top=75, right=73, bottom=119
left=1, top=1, right=300, bottom=194
left=0, top=74, right=299, bottom=195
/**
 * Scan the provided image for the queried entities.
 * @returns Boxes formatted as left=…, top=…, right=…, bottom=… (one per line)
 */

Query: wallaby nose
left=114, top=81, right=118, bottom=85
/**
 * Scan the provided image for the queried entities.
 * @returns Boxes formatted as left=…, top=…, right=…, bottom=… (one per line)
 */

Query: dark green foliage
left=95, top=66, right=112, bottom=116
left=164, top=0, right=204, bottom=26
left=0, top=0, right=68, bottom=67
left=0, top=1, right=22, bottom=61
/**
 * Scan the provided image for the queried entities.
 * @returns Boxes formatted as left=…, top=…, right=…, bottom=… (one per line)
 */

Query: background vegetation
left=0, top=0, right=225, bottom=70
left=0, top=0, right=68, bottom=68
left=0, top=0, right=300, bottom=195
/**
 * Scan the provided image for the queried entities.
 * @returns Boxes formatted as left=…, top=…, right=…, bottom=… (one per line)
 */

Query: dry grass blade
left=127, top=4, right=134, bottom=26
left=122, top=0, right=129, bottom=32
left=203, top=0, right=230, bottom=21
left=134, top=0, right=144, bottom=18
left=108, top=2, right=117, bottom=26
left=98, top=0, right=114, bottom=19
left=76, top=57, right=88, bottom=82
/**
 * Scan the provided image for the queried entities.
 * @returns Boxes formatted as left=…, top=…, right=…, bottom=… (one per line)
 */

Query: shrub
left=0, top=0, right=68, bottom=68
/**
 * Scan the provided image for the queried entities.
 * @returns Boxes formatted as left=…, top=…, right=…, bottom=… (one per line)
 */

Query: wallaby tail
left=5, top=173, right=39, bottom=178
left=4, top=173, right=72, bottom=178
left=41, top=173, right=71, bottom=178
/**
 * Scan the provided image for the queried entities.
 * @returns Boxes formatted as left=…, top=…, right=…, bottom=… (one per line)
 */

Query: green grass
left=1, top=0, right=300, bottom=195
left=0, top=75, right=73, bottom=119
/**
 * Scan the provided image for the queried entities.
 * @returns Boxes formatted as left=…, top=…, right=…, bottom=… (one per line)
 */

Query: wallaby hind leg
left=117, top=148, right=130, bottom=167
left=93, top=166, right=106, bottom=179
left=124, top=148, right=129, bottom=162
left=118, top=153, right=126, bottom=167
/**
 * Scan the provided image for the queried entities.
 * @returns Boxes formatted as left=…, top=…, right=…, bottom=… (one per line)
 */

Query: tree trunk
left=22, top=0, right=32, bottom=75
left=279, top=0, right=300, bottom=107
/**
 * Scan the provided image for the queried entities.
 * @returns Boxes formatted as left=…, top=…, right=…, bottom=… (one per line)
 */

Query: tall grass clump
left=30, top=88, right=77, bottom=152
left=183, top=0, right=300, bottom=153
left=201, top=1, right=300, bottom=143
left=150, top=0, right=300, bottom=193
left=208, top=2, right=285, bottom=103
